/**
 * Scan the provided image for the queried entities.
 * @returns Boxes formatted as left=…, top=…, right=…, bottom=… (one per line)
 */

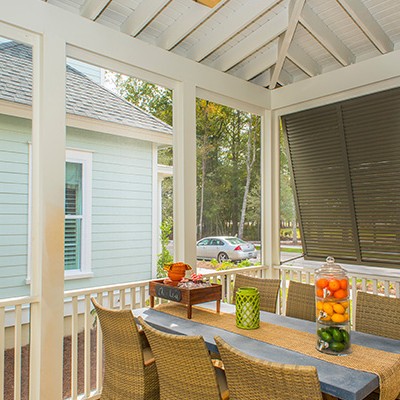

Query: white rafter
left=287, top=42, right=321, bottom=77
left=121, top=0, right=171, bottom=37
left=211, top=10, right=288, bottom=72
left=156, top=1, right=226, bottom=50
left=80, top=0, right=110, bottom=20
left=300, top=3, right=355, bottom=66
left=269, top=0, right=306, bottom=89
left=186, top=0, right=282, bottom=62
left=277, top=68, right=293, bottom=86
left=336, top=0, right=393, bottom=54
left=232, top=45, right=278, bottom=81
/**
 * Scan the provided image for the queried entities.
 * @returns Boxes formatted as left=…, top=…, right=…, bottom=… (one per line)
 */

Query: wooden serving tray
left=149, top=279, right=222, bottom=319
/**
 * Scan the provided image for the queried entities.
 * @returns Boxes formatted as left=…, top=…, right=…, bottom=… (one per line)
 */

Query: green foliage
left=156, top=217, right=173, bottom=278
left=215, top=259, right=259, bottom=271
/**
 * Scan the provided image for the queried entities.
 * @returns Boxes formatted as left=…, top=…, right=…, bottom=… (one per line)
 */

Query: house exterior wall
left=0, top=113, right=154, bottom=298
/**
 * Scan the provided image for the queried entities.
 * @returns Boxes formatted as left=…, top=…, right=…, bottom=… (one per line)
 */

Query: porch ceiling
left=45, top=0, right=400, bottom=91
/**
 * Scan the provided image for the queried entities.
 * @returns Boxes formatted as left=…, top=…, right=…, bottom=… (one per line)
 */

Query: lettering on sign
left=155, top=284, right=182, bottom=302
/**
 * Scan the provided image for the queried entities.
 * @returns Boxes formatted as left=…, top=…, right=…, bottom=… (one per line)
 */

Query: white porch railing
left=1, top=265, right=399, bottom=400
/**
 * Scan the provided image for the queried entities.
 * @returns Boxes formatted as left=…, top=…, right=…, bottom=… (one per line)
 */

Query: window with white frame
left=64, top=149, right=92, bottom=277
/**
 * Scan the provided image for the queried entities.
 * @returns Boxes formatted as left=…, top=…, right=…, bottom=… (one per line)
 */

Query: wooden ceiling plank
left=269, top=0, right=306, bottom=89
left=80, top=0, right=110, bottom=20
left=336, top=0, right=393, bottom=54
left=121, top=0, right=171, bottom=37
left=211, top=10, right=288, bottom=72
left=250, top=70, right=271, bottom=87
left=277, top=68, right=293, bottom=86
left=232, top=45, right=278, bottom=81
left=156, top=1, right=220, bottom=50
left=186, top=0, right=282, bottom=62
left=300, top=3, right=355, bottom=66
left=287, top=41, right=321, bottom=77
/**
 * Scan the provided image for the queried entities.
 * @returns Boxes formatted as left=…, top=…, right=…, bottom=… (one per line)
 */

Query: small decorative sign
left=155, top=284, right=182, bottom=302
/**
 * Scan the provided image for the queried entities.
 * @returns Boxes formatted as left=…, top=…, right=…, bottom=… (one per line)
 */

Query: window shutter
left=341, top=89, right=400, bottom=265
left=282, top=87, right=400, bottom=268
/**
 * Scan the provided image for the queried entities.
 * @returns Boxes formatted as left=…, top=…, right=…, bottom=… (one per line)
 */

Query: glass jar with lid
left=315, top=256, right=351, bottom=355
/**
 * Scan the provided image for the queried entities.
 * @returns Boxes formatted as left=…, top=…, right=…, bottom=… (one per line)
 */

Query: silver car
left=196, top=236, right=257, bottom=263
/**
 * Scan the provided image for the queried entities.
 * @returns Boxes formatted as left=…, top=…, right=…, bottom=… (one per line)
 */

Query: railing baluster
left=119, top=289, right=125, bottom=309
left=84, top=295, right=91, bottom=398
left=395, top=282, right=400, bottom=299
left=140, top=286, right=146, bottom=308
left=372, top=279, right=378, bottom=294
left=14, top=304, right=22, bottom=400
left=350, top=277, right=357, bottom=328
left=281, top=269, right=288, bottom=316
left=96, top=293, right=103, bottom=395
left=0, top=307, right=4, bottom=399
left=71, top=296, right=78, bottom=400
left=384, top=280, right=390, bottom=297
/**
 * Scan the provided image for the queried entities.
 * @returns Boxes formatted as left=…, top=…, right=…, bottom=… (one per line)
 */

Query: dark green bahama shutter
left=282, top=87, right=400, bottom=268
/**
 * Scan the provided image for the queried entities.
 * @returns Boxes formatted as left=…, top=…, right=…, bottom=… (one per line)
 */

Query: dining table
left=133, top=302, right=400, bottom=400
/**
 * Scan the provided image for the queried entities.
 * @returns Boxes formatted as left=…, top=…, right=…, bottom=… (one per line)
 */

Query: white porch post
left=29, top=33, right=66, bottom=400
left=173, top=81, right=197, bottom=269
left=261, top=110, right=281, bottom=277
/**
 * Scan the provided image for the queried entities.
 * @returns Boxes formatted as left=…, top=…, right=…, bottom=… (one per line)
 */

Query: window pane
left=65, top=162, right=82, bottom=215
left=64, top=218, right=81, bottom=270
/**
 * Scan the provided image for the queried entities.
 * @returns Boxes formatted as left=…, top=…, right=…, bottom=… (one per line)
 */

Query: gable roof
left=0, top=41, right=172, bottom=135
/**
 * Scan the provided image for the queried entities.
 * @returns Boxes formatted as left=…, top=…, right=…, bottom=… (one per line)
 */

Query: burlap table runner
left=155, top=303, right=400, bottom=400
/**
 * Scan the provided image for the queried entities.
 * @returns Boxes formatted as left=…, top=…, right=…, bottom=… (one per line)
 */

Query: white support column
left=152, top=143, right=159, bottom=278
left=173, top=81, right=197, bottom=269
left=261, top=110, right=281, bottom=277
left=29, top=33, right=66, bottom=400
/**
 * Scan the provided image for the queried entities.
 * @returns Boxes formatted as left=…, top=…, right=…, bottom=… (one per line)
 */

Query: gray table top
left=133, top=302, right=400, bottom=400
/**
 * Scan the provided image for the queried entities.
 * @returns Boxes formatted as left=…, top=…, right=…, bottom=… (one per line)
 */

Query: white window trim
left=27, top=146, right=93, bottom=282
left=64, top=148, right=92, bottom=278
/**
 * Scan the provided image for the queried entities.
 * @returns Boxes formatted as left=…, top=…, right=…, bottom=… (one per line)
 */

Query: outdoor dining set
left=91, top=260, right=400, bottom=400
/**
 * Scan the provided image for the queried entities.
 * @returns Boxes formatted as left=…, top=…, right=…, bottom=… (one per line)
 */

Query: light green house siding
left=0, top=114, right=30, bottom=299
left=0, top=114, right=155, bottom=298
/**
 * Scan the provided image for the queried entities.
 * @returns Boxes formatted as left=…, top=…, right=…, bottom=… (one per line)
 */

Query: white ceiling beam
left=156, top=1, right=225, bottom=50
left=211, top=10, right=288, bottom=72
left=121, top=0, right=170, bottom=37
left=269, top=0, right=306, bottom=89
left=80, top=0, right=110, bottom=20
left=300, top=3, right=355, bottom=66
left=186, top=0, right=282, bottom=62
left=336, top=0, right=393, bottom=54
left=232, top=45, right=278, bottom=81
left=287, top=42, right=321, bottom=77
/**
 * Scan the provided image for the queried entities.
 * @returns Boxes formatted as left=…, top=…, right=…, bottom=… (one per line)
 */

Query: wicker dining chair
left=91, top=298, right=159, bottom=400
left=233, top=274, right=280, bottom=313
left=138, top=316, right=229, bottom=400
left=355, top=291, right=400, bottom=340
left=214, top=336, right=323, bottom=400
left=356, top=291, right=400, bottom=399
left=285, top=281, right=316, bottom=322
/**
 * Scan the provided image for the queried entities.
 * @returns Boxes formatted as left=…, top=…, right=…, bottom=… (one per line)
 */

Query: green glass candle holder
left=236, top=287, right=260, bottom=330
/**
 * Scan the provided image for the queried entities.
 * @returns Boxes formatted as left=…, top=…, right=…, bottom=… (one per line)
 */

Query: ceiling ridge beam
left=186, top=0, right=282, bottom=62
left=156, top=1, right=227, bottom=50
left=121, top=0, right=171, bottom=37
left=336, top=0, right=393, bottom=54
left=300, top=3, right=355, bottom=66
left=287, top=41, right=321, bottom=77
left=269, top=0, right=306, bottom=89
left=80, top=0, right=111, bottom=20
left=232, top=45, right=278, bottom=81
left=211, top=10, right=288, bottom=72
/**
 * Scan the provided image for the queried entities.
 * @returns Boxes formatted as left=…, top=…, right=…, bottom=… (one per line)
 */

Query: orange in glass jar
left=328, top=279, right=341, bottom=292
left=316, top=288, right=324, bottom=298
left=340, top=279, right=348, bottom=290
left=316, top=278, right=329, bottom=289
left=333, top=289, right=348, bottom=299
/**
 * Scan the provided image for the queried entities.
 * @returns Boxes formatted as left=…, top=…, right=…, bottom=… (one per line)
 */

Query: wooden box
left=149, top=279, right=222, bottom=319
